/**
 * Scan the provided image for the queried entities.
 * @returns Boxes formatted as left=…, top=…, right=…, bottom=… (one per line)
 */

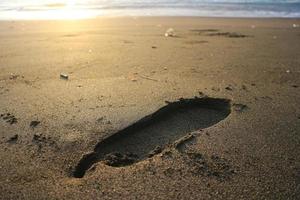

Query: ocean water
left=0, top=0, right=300, bottom=20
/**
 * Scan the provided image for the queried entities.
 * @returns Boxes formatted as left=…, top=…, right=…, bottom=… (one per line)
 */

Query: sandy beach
left=0, top=17, right=300, bottom=199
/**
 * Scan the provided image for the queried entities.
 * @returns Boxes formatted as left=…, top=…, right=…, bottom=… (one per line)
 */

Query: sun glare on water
left=9, top=0, right=99, bottom=20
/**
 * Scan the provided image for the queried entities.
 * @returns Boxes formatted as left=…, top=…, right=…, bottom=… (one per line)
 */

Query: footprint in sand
left=0, top=113, right=17, bottom=124
left=73, top=97, right=231, bottom=178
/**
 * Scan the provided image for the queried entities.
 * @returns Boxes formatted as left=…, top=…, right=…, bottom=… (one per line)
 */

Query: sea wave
left=0, top=0, right=300, bottom=19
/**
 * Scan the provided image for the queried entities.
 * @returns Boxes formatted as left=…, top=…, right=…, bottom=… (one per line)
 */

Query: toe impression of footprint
left=73, top=97, right=232, bottom=178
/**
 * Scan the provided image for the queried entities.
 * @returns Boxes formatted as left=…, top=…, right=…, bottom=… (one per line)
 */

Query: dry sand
left=0, top=17, right=300, bottom=199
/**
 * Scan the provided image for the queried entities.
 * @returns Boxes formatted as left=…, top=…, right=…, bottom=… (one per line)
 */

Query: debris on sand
left=165, top=28, right=175, bottom=37
left=6, top=116, right=17, bottom=124
left=1, top=113, right=17, bottom=125
left=32, top=133, right=56, bottom=150
left=292, top=24, right=299, bottom=28
left=7, top=134, right=18, bottom=144
left=225, top=86, right=233, bottom=91
left=232, top=103, right=249, bottom=112
left=96, top=117, right=104, bottom=123
left=60, top=73, right=69, bottom=80
left=130, top=78, right=137, bottom=82
left=30, top=121, right=40, bottom=129
left=261, top=96, right=272, bottom=101
left=103, top=152, right=138, bottom=167
left=33, top=134, right=45, bottom=143
left=211, top=87, right=220, bottom=91
left=9, top=73, right=19, bottom=80
left=128, top=73, right=138, bottom=82
left=241, top=85, right=247, bottom=90
left=198, top=91, right=207, bottom=97
left=138, top=74, right=158, bottom=82
left=96, top=117, right=112, bottom=125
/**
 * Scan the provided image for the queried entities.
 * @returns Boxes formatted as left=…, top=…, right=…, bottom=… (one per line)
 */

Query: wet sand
left=0, top=17, right=300, bottom=199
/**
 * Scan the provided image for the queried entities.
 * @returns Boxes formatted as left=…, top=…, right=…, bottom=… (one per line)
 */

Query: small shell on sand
left=60, top=73, right=69, bottom=80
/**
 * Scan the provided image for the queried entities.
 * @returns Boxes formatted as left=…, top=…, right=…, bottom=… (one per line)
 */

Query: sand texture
left=0, top=17, right=300, bottom=199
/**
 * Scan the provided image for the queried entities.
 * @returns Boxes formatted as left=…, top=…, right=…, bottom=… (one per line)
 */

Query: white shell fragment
left=60, top=73, right=69, bottom=80
left=165, top=28, right=175, bottom=37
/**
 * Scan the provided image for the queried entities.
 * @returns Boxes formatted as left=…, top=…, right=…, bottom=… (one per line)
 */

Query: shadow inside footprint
left=73, top=97, right=231, bottom=178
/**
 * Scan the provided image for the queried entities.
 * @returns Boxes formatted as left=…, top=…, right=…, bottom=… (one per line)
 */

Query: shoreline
left=0, top=15, right=300, bottom=21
